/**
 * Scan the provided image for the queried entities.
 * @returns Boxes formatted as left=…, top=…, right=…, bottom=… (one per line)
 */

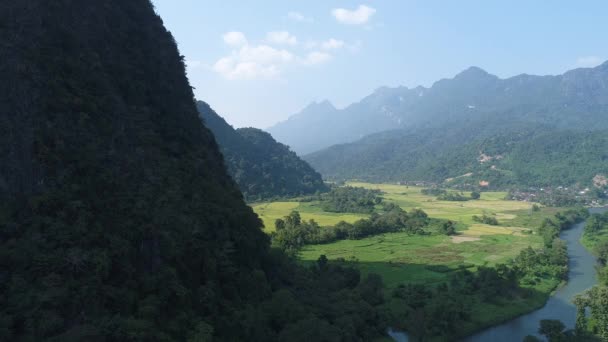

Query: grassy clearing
left=251, top=201, right=367, bottom=232
left=300, top=231, right=541, bottom=288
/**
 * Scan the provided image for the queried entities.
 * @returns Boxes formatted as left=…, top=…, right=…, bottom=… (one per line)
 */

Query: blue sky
left=152, top=0, right=608, bottom=128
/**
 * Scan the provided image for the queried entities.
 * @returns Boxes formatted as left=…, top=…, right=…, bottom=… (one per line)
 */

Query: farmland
left=251, top=182, right=569, bottom=338
left=251, top=200, right=368, bottom=232
left=253, top=182, right=558, bottom=285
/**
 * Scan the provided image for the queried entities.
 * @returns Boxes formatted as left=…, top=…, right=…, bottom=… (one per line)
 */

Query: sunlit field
left=348, top=182, right=532, bottom=226
left=250, top=182, right=570, bottom=337
left=251, top=201, right=368, bottom=232
left=253, top=182, right=560, bottom=286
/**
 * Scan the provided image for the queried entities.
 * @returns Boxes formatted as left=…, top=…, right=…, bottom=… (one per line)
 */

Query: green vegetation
left=577, top=210, right=608, bottom=341
left=421, top=188, right=448, bottom=196
left=438, top=192, right=472, bottom=201
left=306, top=121, right=608, bottom=189
left=197, top=101, right=328, bottom=201
left=473, top=213, right=500, bottom=225
left=537, top=208, right=589, bottom=247
left=379, top=210, right=576, bottom=340
left=271, top=206, right=433, bottom=255
left=279, top=183, right=588, bottom=340
left=0, top=3, right=385, bottom=341
left=320, top=186, right=382, bottom=213
left=348, top=182, right=534, bottom=226
left=252, top=201, right=368, bottom=231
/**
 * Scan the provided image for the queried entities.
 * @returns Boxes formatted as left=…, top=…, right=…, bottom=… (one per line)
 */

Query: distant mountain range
left=197, top=101, right=327, bottom=200
left=269, top=62, right=608, bottom=156
left=282, top=62, right=608, bottom=188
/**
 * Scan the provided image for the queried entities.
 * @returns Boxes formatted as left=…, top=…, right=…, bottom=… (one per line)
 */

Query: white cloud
left=303, top=51, right=332, bottom=65
left=222, top=31, right=247, bottom=47
left=332, top=5, right=376, bottom=25
left=287, top=11, right=313, bottom=23
left=213, top=44, right=294, bottom=80
left=239, top=44, right=294, bottom=64
left=321, top=38, right=345, bottom=50
left=214, top=32, right=345, bottom=80
left=215, top=59, right=280, bottom=80
left=576, top=56, right=604, bottom=68
left=266, top=31, right=297, bottom=46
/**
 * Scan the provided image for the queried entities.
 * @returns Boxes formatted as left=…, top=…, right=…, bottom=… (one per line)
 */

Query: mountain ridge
left=197, top=101, right=328, bottom=200
left=269, top=61, right=608, bottom=155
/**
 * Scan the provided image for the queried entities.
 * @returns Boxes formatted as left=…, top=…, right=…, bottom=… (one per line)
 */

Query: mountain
left=197, top=101, right=328, bottom=200
left=0, top=1, right=384, bottom=340
left=270, top=62, right=608, bottom=154
left=265, top=88, right=417, bottom=156
left=305, top=120, right=608, bottom=188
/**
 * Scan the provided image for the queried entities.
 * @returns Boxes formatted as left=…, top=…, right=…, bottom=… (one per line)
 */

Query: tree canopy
left=0, top=1, right=383, bottom=340
left=198, top=101, right=328, bottom=201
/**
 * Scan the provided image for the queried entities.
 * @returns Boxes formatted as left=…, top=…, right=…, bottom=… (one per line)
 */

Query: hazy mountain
left=0, top=1, right=384, bottom=340
left=267, top=97, right=402, bottom=155
left=270, top=62, right=608, bottom=154
left=197, top=101, right=328, bottom=200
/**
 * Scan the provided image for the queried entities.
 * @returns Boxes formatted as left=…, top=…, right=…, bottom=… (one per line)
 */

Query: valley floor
left=251, top=182, right=569, bottom=339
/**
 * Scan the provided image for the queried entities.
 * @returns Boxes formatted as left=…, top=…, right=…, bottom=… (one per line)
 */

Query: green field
left=251, top=182, right=566, bottom=339
left=300, top=232, right=540, bottom=288
left=251, top=201, right=368, bottom=232
left=253, top=182, right=555, bottom=285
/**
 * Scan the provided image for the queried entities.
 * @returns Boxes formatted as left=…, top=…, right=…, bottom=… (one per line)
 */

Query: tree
left=596, top=240, right=608, bottom=266
left=440, top=220, right=457, bottom=235
left=586, top=286, right=608, bottom=341
left=198, top=102, right=328, bottom=201
left=317, top=255, right=328, bottom=271
left=573, top=295, right=588, bottom=336
left=358, top=274, right=385, bottom=306
left=585, top=214, right=604, bottom=235
left=470, top=191, right=481, bottom=200
left=188, top=322, right=214, bottom=342
left=538, top=319, right=566, bottom=342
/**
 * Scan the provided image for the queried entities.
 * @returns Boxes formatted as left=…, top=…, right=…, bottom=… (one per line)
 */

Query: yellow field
left=252, top=182, right=540, bottom=240
left=251, top=201, right=368, bottom=232
left=347, top=182, right=533, bottom=226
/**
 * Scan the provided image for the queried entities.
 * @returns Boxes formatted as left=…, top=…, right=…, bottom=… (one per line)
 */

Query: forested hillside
left=0, top=1, right=384, bottom=340
left=197, top=101, right=327, bottom=200
left=270, top=62, right=608, bottom=155
left=306, top=120, right=608, bottom=189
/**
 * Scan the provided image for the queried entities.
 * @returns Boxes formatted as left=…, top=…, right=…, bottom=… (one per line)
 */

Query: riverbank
left=387, top=208, right=600, bottom=342
left=462, top=207, right=606, bottom=341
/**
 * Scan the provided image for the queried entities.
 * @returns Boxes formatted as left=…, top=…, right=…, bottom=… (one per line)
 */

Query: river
left=389, top=207, right=606, bottom=342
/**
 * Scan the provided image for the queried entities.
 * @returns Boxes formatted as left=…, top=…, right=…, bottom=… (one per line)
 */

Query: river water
left=390, top=207, right=606, bottom=342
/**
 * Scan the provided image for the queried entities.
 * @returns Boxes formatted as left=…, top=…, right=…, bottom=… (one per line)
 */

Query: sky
left=151, top=0, right=608, bottom=129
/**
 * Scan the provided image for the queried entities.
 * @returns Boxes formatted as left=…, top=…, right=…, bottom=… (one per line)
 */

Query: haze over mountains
left=269, top=62, right=608, bottom=156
